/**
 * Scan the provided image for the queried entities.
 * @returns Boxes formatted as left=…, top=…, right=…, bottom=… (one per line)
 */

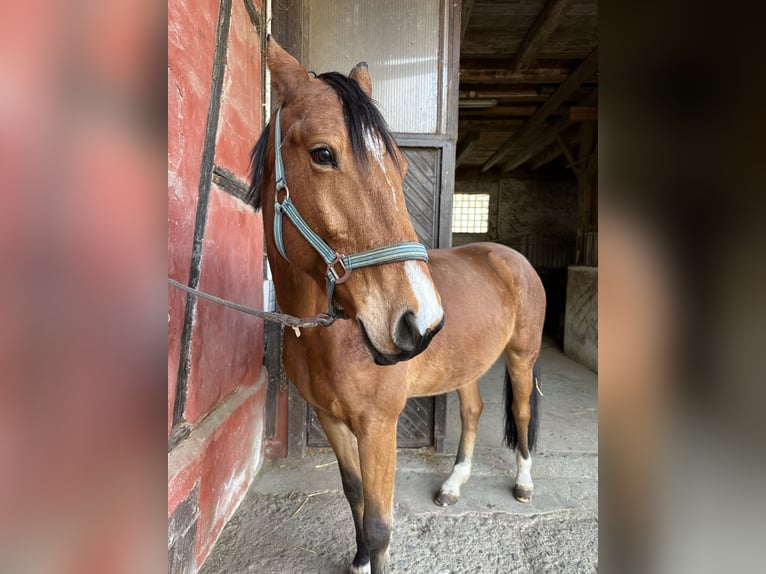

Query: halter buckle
left=328, top=253, right=352, bottom=284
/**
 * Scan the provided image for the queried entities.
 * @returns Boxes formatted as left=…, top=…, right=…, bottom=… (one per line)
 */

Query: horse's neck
left=270, top=256, right=326, bottom=318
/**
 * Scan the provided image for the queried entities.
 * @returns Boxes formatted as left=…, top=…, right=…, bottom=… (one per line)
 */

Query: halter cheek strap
left=272, top=106, right=429, bottom=318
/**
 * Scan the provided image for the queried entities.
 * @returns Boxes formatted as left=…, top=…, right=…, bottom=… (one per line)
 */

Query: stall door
left=271, top=0, right=460, bottom=455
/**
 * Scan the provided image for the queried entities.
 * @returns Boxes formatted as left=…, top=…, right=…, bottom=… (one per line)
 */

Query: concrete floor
left=200, top=338, right=598, bottom=574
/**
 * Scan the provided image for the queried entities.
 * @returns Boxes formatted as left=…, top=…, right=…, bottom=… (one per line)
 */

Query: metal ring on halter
left=327, top=253, right=352, bottom=284
left=276, top=184, right=290, bottom=204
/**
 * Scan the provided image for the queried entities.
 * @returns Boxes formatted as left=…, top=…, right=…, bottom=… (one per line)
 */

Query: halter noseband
left=272, top=106, right=429, bottom=319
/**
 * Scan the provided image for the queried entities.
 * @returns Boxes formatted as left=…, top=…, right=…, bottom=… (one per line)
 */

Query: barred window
left=451, top=193, right=489, bottom=233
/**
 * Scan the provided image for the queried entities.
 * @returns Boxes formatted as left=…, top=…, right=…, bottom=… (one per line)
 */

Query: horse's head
left=248, top=37, right=444, bottom=365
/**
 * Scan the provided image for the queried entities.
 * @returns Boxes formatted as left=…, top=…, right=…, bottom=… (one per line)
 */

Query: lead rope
left=167, top=278, right=339, bottom=336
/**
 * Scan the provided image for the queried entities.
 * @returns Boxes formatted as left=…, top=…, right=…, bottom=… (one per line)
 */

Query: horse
left=247, top=36, right=546, bottom=574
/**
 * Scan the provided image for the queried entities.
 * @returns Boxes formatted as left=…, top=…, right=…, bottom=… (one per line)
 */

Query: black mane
left=246, top=71, right=399, bottom=211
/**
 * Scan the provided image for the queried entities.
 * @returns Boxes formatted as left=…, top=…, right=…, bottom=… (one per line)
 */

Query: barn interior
left=453, top=0, right=597, bottom=355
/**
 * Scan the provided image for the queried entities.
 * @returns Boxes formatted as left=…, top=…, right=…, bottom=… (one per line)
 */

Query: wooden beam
left=458, top=119, right=525, bottom=131
left=567, top=106, right=598, bottom=121
left=455, top=132, right=480, bottom=168
left=460, top=89, right=540, bottom=100
left=529, top=141, right=564, bottom=170
left=460, top=0, right=475, bottom=42
left=459, top=105, right=541, bottom=117
left=578, top=120, right=596, bottom=162
left=498, top=90, right=597, bottom=172
left=512, top=0, right=572, bottom=71
left=500, top=117, right=571, bottom=172
left=555, top=133, right=576, bottom=166
left=459, top=67, right=573, bottom=84
left=480, top=47, right=598, bottom=172
left=584, top=144, right=598, bottom=180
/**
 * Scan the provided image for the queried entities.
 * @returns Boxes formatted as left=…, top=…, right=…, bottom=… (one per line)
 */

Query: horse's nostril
left=394, top=310, right=422, bottom=352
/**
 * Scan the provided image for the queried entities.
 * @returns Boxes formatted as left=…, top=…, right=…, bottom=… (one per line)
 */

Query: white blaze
left=364, top=129, right=397, bottom=208
left=404, top=260, right=443, bottom=335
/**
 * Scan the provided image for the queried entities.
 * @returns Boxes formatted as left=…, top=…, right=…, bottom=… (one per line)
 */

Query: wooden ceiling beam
left=556, top=133, right=576, bottom=166
left=460, top=0, right=475, bottom=42
left=458, top=67, right=573, bottom=84
left=567, top=106, right=598, bottom=121
left=578, top=120, right=596, bottom=160
left=498, top=90, right=597, bottom=173
left=458, top=119, right=526, bottom=131
left=480, top=47, right=598, bottom=173
left=512, top=0, right=572, bottom=71
left=500, top=118, right=572, bottom=173
left=529, top=140, right=565, bottom=171
left=459, top=105, right=542, bottom=117
left=455, top=132, right=480, bottom=168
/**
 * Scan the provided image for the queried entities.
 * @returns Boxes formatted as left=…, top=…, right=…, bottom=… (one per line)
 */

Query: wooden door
left=269, top=0, right=460, bottom=456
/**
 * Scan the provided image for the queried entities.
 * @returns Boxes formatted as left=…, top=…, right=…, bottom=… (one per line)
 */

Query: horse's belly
left=407, top=325, right=509, bottom=396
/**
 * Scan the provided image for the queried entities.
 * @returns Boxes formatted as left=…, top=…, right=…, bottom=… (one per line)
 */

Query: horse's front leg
left=356, top=417, right=398, bottom=574
left=315, top=410, right=370, bottom=574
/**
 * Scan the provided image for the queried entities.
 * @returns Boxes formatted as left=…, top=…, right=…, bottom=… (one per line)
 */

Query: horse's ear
left=266, top=35, right=310, bottom=103
left=349, top=62, right=373, bottom=97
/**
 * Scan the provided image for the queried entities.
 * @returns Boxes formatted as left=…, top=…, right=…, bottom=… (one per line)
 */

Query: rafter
left=455, top=132, right=480, bottom=168
left=529, top=141, right=565, bottom=171
left=499, top=90, right=597, bottom=172
left=458, top=67, right=573, bottom=84
left=567, top=106, right=598, bottom=121
left=460, top=0, right=475, bottom=42
left=512, top=0, right=572, bottom=71
left=480, top=47, right=598, bottom=173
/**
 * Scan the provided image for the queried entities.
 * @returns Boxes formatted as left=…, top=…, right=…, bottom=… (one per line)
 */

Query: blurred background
left=0, top=0, right=764, bottom=572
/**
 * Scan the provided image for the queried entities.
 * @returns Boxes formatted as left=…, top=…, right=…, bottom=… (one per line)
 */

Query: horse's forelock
left=247, top=70, right=400, bottom=212
left=316, top=72, right=400, bottom=172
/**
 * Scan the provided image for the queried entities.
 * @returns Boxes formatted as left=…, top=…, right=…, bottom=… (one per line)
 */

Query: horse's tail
left=503, top=361, right=541, bottom=451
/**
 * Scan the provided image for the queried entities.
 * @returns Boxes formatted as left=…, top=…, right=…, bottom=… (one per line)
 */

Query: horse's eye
left=310, top=147, right=336, bottom=167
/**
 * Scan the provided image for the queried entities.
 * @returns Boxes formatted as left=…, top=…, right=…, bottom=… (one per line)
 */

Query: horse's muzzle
left=359, top=315, right=444, bottom=366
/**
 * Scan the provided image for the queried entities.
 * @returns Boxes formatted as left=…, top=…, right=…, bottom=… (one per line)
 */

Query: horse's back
left=429, top=242, right=545, bottom=309
left=407, top=242, right=545, bottom=396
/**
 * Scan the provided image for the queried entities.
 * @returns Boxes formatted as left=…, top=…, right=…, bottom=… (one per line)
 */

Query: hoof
left=434, top=490, right=460, bottom=506
left=512, top=485, right=533, bottom=503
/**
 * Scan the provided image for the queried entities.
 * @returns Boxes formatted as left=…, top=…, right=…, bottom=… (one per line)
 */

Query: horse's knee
left=363, top=515, right=391, bottom=551
left=463, top=400, right=483, bottom=422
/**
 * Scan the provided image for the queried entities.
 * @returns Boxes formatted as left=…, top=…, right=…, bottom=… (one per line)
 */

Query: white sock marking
left=404, top=260, right=443, bottom=335
left=515, top=451, right=533, bottom=490
left=349, top=562, right=371, bottom=574
left=441, top=460, right=472, bottom=497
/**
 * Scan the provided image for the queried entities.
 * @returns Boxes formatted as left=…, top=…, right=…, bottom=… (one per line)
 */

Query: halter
left=272, top=106, right=429, bottom=319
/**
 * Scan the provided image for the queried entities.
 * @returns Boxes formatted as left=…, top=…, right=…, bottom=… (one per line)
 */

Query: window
left=452, top=194, right=490, bottom=233
left=305, top=0, right=441, bottom=133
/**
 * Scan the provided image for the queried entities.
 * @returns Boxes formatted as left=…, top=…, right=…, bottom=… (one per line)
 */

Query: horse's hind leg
left=503, top=352, right=541, bottom=502
left=434, top=380, right=483, bottom=506
left=315, top=410, right=371, bottom=574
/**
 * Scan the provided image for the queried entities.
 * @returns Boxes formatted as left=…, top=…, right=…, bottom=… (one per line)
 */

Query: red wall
left=168, top=0, right=265, bottom=570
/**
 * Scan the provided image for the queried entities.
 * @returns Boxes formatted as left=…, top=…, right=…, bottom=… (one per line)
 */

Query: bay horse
left=248, top=36, right=546, bottom=574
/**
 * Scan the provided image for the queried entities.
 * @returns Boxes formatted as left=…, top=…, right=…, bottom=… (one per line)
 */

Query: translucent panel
left=452, top=194, right=489, bottom=233
left=306, top=0, right=441, bottom=133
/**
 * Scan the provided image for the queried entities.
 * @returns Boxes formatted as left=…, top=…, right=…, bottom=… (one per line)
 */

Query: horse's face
left=263, top=38, right=444, bottom=364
